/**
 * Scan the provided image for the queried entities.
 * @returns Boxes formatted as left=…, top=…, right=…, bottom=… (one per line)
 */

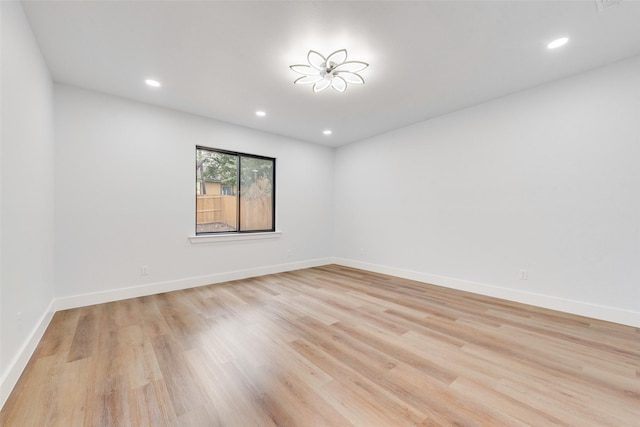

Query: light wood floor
left=2, top=265, right=639, bottom=426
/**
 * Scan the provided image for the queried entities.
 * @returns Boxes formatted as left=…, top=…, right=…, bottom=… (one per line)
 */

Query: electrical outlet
left=141, top=265, right=149, bottom=276
left=519, top=269, right=528, bottom=280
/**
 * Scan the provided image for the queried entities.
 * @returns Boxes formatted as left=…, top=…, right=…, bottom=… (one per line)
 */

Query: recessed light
left=256, top=111, right=266, bottom=117
left=145, top=79, right=161, bottom=87
left=323, top=130, right=332, bottom=135
left=547, top=37, right=569, bottom=49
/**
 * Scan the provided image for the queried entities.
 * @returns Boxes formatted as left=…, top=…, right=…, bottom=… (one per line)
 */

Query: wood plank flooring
left=2, top=265, right=639, bottom=426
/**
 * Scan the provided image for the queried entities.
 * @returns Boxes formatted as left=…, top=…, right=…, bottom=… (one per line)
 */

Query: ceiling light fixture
left=145, top=79, right=161, bottom=87
left=547, top=37, right=569, bottom=49
left=290, top=49, right=368, bottom=93
left=256, top=111, right=266, bottom=117
left=323, top=130, right=332, bottom=135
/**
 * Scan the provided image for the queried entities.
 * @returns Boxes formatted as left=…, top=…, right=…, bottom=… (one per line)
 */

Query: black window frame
left=195, top=146, right=276, bottom=235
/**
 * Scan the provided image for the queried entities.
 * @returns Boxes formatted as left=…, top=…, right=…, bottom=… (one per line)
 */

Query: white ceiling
left=21, top=0, right=640, bottom=147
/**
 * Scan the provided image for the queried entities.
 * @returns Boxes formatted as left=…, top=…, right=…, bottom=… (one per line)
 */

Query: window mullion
left=236, top=154, right=242, bottom=231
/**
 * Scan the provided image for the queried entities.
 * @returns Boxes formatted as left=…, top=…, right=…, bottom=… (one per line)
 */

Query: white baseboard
left=0, top=299, right=56, bottom=410
left=55, top=258, right=333, bottom=311
left=332, top=257, right=640, bottom=328
left=1, top=258, right=333, bottom=410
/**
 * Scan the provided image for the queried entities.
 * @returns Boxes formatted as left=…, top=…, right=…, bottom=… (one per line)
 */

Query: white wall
left=0, top=1, right=55, bottom=404
left=334, top=55, right=640, bottom=325
left=54, top=85, right=334, bottom=302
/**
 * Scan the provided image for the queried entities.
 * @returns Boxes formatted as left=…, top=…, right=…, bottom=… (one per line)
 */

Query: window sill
left=189, top=230, right=282, bottom=244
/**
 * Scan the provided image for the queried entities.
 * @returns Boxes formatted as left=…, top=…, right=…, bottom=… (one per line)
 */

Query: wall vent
left=595, top=0, right=622, bottom=11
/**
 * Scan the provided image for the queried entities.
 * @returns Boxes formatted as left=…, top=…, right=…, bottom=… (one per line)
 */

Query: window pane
left=196, top=147, right=275, bottom=235
left=239, top=156, right=274, bottom=231
left=196, top=149, right=238, bottom=232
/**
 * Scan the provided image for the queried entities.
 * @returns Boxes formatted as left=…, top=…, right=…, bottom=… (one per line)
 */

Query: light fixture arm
left=290, top=49, right=368, bottom=93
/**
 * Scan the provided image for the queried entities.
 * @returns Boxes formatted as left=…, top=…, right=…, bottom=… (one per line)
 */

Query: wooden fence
left=240, top=195, right=273, bottom=231
left=196, top=195, right=272, bottom=230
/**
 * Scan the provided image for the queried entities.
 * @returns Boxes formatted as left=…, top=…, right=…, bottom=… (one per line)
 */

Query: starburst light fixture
left=290, top=49, right=369, bottom=93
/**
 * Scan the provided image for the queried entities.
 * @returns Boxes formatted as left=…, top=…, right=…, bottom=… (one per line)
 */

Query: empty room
left=1, top=0, right=639, bottom=425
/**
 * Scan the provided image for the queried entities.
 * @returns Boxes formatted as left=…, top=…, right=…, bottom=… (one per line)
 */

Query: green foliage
left=196, top=149, right=273, bottom=196
left=240, top=156, right=273, bottom=196
left=198, top=150, right=237, bottom=185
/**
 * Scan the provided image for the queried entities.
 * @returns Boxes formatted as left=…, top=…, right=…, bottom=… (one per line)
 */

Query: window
left=196, top=147, right=275, bottom=234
